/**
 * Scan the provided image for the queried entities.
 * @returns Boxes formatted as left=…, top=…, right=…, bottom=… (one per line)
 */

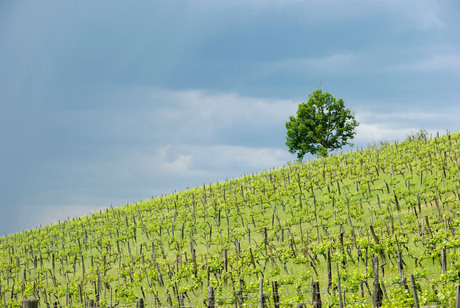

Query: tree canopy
left=285, top=89, right=359, bottom=159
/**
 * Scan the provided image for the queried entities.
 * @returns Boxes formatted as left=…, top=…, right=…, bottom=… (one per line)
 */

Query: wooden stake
left=20, top=299, right=39, bottom=308
left=327, top=248, right=332, bottom=294
left=372, top=256, right=383, bottom=308
left=455, top=285, right=460, bottom=308
left=312, top=281, right=322, bottom=308
left=258, top=278, right=265, bottom=308
left=442, top=246, right=447, bottom=273
left=272, top=281, right=280, bottom=308
left=410, top=275, right=420, bottom=308
left=337, top=264, right=343, bottom=308
left=207, top=286, right=215, bottom=308
left=397, top=251, right=407, bottom=289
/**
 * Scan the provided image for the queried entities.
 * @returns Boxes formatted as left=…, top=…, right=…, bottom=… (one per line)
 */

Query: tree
left=285, top=89, right=359, bottom=159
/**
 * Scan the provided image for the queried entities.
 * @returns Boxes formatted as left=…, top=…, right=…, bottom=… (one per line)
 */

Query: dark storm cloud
left=1, top=0, right=459, bottom=234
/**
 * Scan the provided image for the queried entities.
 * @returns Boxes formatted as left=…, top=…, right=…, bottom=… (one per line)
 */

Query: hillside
left=1, top=131, right=460, bottom=307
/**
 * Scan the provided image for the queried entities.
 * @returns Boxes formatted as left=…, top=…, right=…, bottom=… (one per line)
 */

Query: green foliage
left=1, top=131, right=460, bottom=307
left=286, top=89, right=359, bottom=158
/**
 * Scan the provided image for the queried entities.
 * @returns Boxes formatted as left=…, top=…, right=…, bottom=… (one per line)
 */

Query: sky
left=1, top=0, right=459, bottom=235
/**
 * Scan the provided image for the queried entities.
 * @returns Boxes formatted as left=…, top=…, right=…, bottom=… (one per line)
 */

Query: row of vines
left=1, top=132, right=460, bottom=307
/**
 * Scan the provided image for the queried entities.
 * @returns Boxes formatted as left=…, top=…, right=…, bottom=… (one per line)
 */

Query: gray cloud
left=0, top=87, right=298, bottom=234
left=1, top=0, right=460, bottom=234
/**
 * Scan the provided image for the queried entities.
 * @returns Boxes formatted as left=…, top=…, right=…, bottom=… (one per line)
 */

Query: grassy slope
left=1, top=132, right=460, bottom=307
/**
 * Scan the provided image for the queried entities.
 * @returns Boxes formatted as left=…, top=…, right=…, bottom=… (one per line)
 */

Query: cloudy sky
left=1, top=0, right=459, bottom=235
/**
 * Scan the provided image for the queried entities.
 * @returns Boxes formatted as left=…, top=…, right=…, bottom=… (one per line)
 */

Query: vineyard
left=2, top=131, right=460, bottom=307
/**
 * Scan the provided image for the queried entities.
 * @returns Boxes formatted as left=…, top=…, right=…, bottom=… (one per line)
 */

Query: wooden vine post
left=372, top=256, right=383, bottom=308
left=397, top=251, right=407, bottom=289
left=337, top=264, right=344, bottom=308
left=272, top=281, right=280, bottom=308
left=441, top=246, right=447, bottom=273
left=312, top=281, right=322, bottom=308
left=20, top=299, right=39, bottom=308
left=456, top=285, right=460, bottom=308
left=207, top=286, right=215, bottom=308
left=327, top=247, right=332, bottom=294
left=410, top=275, right=420, bottom=308
left=258, top=278, right=266, bottom=308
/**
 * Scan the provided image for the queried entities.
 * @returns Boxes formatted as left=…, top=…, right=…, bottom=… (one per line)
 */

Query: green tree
left=285, top=89, right=359, bottom=158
